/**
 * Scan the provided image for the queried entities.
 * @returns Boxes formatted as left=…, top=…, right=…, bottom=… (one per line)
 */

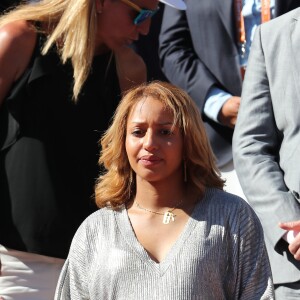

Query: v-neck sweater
left=55, top=188, right=274, bottom=299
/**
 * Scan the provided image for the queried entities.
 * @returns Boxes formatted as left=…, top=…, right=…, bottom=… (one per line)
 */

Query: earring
left=127, top=168, right=133, bottom=199
left=183, top=160, right=187, bottom=183
left=129, top=169, right=133, bottom=186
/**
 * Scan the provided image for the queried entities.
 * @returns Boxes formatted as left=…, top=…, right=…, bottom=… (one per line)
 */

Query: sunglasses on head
left=120, top=0, right=159, bottom=25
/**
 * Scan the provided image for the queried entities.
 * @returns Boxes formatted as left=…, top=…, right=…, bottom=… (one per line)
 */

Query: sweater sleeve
left=54, top=221, right=90, bottom=300
left=236, top=202, right=274, bottom=299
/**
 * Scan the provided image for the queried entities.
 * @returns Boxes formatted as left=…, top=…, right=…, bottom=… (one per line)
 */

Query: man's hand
left=218, top=96, right=240, bottom=128
left=279, top=221, right=300, bottom=260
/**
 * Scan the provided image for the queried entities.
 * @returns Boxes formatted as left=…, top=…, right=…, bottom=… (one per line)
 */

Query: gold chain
left=135, top=199, right=183, bottom=224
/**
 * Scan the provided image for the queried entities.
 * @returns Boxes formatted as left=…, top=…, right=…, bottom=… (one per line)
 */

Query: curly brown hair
left=95, top=81, right=224, bottom=208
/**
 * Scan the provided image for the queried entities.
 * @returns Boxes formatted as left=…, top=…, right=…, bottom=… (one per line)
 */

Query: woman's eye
left=161, top=129, right=173, bottom=136
left=131, top=129, right=143, bottom=136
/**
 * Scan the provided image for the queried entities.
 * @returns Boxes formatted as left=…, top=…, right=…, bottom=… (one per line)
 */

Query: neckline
left=114, top=193, right=205, bottom=276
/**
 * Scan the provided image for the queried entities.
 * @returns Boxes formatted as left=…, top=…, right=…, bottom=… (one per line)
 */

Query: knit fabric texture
left=55, top=188, right=274, bottom=299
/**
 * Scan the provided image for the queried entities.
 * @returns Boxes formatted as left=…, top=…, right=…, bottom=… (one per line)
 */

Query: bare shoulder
left=0, top=20, right=37, bottom=104
left=0, top=20, right=36, bottom=48
left=115, top=46, right=147, bottom=92
left=0, top=20, right=37, bottom=76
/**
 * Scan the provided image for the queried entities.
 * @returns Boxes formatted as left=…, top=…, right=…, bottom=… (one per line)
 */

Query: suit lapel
left=216, top=0, right=235, bottom=43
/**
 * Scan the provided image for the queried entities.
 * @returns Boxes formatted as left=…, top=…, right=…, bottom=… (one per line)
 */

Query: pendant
left=163, top=211, right=176, bottom=224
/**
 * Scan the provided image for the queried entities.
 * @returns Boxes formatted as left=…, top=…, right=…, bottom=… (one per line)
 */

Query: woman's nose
left=143, top=130, right=157, bottom=150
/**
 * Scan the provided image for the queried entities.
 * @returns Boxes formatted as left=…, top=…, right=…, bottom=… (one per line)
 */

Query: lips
left=139, top=155, right=162, bottom=166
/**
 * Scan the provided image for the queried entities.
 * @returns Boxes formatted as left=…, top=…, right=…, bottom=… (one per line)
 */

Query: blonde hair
left=0, top=0, right=98, bottom=100
left=95, top=81, right=224, bottom=208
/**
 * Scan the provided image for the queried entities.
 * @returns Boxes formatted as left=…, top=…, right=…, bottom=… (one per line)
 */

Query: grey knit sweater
left=55, top=188, right=274, bottom=299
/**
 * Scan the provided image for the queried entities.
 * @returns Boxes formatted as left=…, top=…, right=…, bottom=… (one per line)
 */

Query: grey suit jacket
left=233, top=8, right=300, bottom=284
left=159, top=0, right=300, bottom=168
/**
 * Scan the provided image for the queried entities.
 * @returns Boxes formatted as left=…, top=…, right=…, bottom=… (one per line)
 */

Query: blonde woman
left=56, top=81, right=274, bottom=299
left=0, top=0, right=186, bottom=299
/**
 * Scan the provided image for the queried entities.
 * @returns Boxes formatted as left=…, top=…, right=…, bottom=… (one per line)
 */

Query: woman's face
left=125, top=96, right=184, bottom=184
left=96, top=0, right=159, bottom=51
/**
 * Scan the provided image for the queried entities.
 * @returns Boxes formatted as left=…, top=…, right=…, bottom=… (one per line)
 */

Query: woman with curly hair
left=56, top=81, right=274, bottom=299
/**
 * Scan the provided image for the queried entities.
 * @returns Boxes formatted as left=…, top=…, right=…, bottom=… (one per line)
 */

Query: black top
left=0, top=0, right=19, bottom=13
left=0, top=35, right=121, bottom=258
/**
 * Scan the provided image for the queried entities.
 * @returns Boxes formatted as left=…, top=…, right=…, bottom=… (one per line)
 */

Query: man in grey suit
left=233, top=8, right=300, bottom=298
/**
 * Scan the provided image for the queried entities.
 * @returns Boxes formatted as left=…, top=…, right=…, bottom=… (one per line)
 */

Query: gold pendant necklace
left=135, top=199, right=183, bottom=225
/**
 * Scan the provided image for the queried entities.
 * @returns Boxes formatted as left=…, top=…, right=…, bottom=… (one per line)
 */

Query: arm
left=54, top=222, right=89, bottom=299
left=159, top=6, right=217, bottom=112
left=159, top=6, right=239, bottom=127
left=0, top=20, right=36, bottom=107
left=115, top=46, right=147, bottom=93
left=233, top=26, right=300, bottom=251
left=237, top=202, right=274, bottom=299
